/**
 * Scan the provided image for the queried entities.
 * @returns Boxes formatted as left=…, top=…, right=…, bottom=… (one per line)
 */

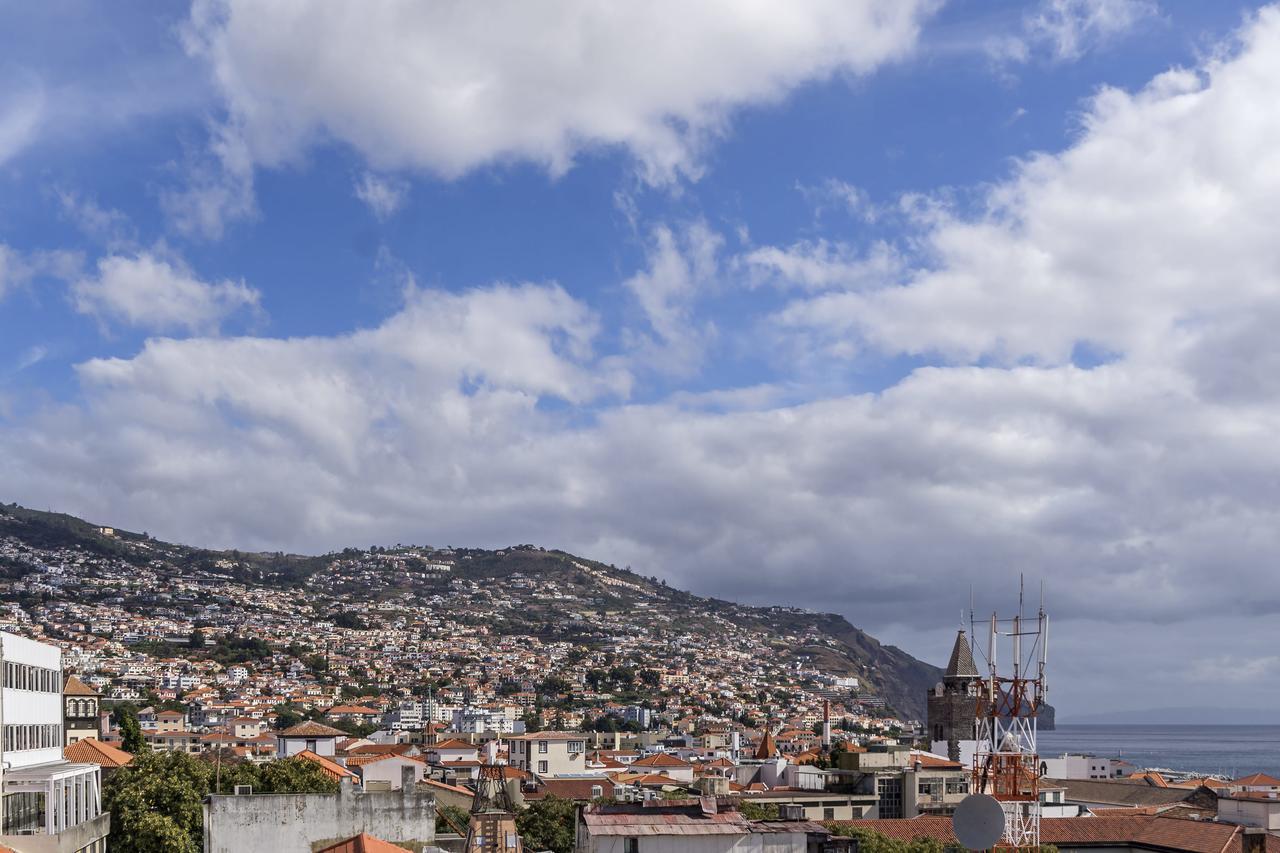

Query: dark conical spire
left=945, top=629, right=979, bottom=679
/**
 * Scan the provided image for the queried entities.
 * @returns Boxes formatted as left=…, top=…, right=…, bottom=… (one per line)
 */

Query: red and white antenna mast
left=970, top=578, right=1048, bottom=852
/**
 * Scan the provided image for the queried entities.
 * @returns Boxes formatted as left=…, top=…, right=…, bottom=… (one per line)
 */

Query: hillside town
left=0, top=508, right=1277, bottom=853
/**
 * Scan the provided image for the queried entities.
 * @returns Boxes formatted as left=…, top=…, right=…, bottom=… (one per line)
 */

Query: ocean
left=1038, top=724, right=1280, bottom=778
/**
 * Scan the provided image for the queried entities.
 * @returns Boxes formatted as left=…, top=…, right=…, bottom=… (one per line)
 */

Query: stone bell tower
left=926, top=629, right=980, bottom=762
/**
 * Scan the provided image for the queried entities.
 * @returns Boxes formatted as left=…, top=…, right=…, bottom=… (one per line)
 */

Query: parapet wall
left=204, top=771, right=437, bottom=853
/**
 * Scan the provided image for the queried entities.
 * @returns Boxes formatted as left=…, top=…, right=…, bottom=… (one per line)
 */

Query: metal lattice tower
left=971, top=582, right=1048, bottom=852
left=465, top=764, right=523, bottom=853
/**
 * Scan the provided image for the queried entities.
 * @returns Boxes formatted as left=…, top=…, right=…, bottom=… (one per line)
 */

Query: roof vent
left=233, top=785, right=252, bottom=796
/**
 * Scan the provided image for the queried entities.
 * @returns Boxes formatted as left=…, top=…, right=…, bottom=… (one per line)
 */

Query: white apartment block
left=0, top=631, right=111, bottom=851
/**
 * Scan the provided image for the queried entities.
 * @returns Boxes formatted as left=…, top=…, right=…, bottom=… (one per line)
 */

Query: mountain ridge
left=0, top=501, right=1055, bottom=726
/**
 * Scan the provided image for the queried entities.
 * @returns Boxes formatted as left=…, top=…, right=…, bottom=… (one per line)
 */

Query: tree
left=103, top=750, right=338, bottom=853
left=515, top=796, right=576, bottom=853
left=119, top=706, right=148, bottom=754
left=438, top=804, right=473, bottom=836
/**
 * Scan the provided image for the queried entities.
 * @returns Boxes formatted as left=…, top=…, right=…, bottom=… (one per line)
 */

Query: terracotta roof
left=840, top=816, right=1265, bottom=853
left=315, top=833, right=407, bottom=853
left=64, top=675, right=98, bottom=696
left=754, top=730, right=778, bottom=760
left=279, top=721, right=347, bottom=738
left=632, top=753, right=691, bottom=768
left=432, top=739, right=479, bottom=750
left=1233, top=773, right=1280, bottom=786
left=328, top=705, right=380, bottom=715
left=418, top=778, right=473, bottom=796
left=294, top=749, right=358, bottom=781
left=345, top=753, right=424, bottom=768
left=64, top=738, right=133, bottom=769
left=349, top=743, right=417, bottom=756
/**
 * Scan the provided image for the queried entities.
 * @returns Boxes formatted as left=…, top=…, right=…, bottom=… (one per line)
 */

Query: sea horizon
left=1039, top=723, right=1280, bottom=777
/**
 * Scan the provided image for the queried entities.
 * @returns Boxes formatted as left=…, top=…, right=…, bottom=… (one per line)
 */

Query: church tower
left=926, top=630, right=979, bottom=762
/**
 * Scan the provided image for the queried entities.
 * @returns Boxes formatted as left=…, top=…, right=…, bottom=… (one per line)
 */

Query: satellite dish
left=952, top=793, right=1005, bottom=851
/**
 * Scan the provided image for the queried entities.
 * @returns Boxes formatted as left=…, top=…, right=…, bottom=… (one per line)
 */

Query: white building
left=1039, top=754, right=1126, bottom=780
left=508, top=732, right=587, bottom=778
left=0, top=631, right=111, bottom=851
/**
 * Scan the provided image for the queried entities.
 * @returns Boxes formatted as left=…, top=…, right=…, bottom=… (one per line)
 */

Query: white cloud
left=991, top=0, right=1158, bottom=64
left=622, top=223, right=722, bottom=375
left=71, top=252, right=261, bottom=334
left=180, top=0, right=938, bottom=199
left=12, top=5, right=1280, bottom=713
left=0, top=244, right=82, bottom=302
left=0, top=86, right=44, bottom=166
left=354, top=172, right=409, bottom=220
left=776, top=7, right=1280, bottom=369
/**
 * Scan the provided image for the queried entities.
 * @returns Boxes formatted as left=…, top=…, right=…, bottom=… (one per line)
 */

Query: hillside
left=0, top=502, right=1057, bottom=725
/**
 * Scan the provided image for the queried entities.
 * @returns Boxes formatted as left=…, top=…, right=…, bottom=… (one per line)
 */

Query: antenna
left=968, top=582, right=1049, bottom=852
left=953, top=793, right=1005, bottom=851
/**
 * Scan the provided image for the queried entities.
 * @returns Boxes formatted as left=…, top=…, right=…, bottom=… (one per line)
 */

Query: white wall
left=2, top=632, right=65, bottom=770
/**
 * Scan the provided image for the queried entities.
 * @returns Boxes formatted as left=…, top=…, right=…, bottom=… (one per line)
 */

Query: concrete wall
left=204, top=773, right=436, bottom=853
left=0, top=811, right=110, bottom=853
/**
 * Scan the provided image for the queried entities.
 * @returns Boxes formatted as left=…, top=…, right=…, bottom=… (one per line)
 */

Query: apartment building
left=0, top=630, right=111, bottom=851
left=507, top=732, right=587, bottom=777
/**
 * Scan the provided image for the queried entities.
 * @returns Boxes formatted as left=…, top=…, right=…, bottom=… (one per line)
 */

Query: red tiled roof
left=64, top=738, right=133, bottom=769
left=315, top=833, right=407, bottom=853
left=64, top=675, right=98, bottom=696
left=294, top=750, right=358, bottom=781
left=279, top=721, right=347, bottom=737
left=632, top=753, right=691, bottom=768
left=1233, top=773, right=1280, bottom=786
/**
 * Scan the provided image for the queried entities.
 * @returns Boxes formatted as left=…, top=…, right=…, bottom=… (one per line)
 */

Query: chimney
left=822, top=700, right=831, bottom=752
left=402, top=765, right=417, bottom=800
left=1244, top=828, right=1266, bottom=853
left=614, top=731, right=621, bottom=751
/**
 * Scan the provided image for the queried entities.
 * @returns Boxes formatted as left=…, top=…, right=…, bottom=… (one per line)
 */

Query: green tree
left=516, top=797, right=577, bottom=853
left=119, top=706, right=148, bottom=754
left=437, top=804, right=473, bottom=836
left=103, top=751, right=339, bottom=853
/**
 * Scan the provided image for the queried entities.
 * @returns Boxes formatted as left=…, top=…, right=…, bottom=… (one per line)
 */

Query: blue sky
left=3, top=0, right=1279, bottom=716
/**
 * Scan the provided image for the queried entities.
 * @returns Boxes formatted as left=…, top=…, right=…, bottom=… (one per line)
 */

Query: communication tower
left=969, top=580, right=1048, bottom=852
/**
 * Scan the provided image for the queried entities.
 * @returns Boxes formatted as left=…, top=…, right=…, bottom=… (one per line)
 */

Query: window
left=945, top=778, right=968, bottom=795
left=538, top=740, right=548, bottom=753
left=591, top=786, right=603, bottom=799
left=306, top=739, right=318, bottom=752
left=568, top=741, right=584, bottom=753
left=624, top=838, right=639, bottom=853
left=538, top=761, right=548, bottom=774
left=824, top=808, right=835, bottom=821
left=2, top=662, right=60, bottom=693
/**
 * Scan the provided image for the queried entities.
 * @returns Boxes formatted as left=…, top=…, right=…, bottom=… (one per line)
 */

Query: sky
left=1, top=0, right=1278, bottom=719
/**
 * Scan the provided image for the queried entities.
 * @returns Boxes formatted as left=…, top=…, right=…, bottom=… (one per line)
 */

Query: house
left=1218, top=791, right=1280, bottom=830
left=63, top=675, right=101, bottom=745
left=426, top=738, right=480, bottom=764
left=153, top=709, right=186, bottom=733
left=629, top=752, right=694, bottom=784
left=507, top=732, right=587, bottom=777
left=327, top=705, right=382, bottom=725
left=345, top=753, right=427, bottom=791
left=277, top=721, right=347, bottom=758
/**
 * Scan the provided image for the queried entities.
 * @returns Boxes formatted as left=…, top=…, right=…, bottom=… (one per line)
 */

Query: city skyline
left=3, top=1, right=1280, bottom=718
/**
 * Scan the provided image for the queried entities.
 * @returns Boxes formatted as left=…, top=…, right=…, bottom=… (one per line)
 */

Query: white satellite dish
left=952, top=793, right=1005, bottom=851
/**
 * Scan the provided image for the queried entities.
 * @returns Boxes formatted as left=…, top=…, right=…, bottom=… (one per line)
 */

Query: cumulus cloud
left=775, top=8, right=1280, bottom=369
left=622, top=222, right=722, bottom=375
left=354, top=172, right=409, bottom=220
left=71, top=252, right=261, bottom=334
left=174, top=0, right=937, bottom=235
left=11, top=6, right=1280, bottom=712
